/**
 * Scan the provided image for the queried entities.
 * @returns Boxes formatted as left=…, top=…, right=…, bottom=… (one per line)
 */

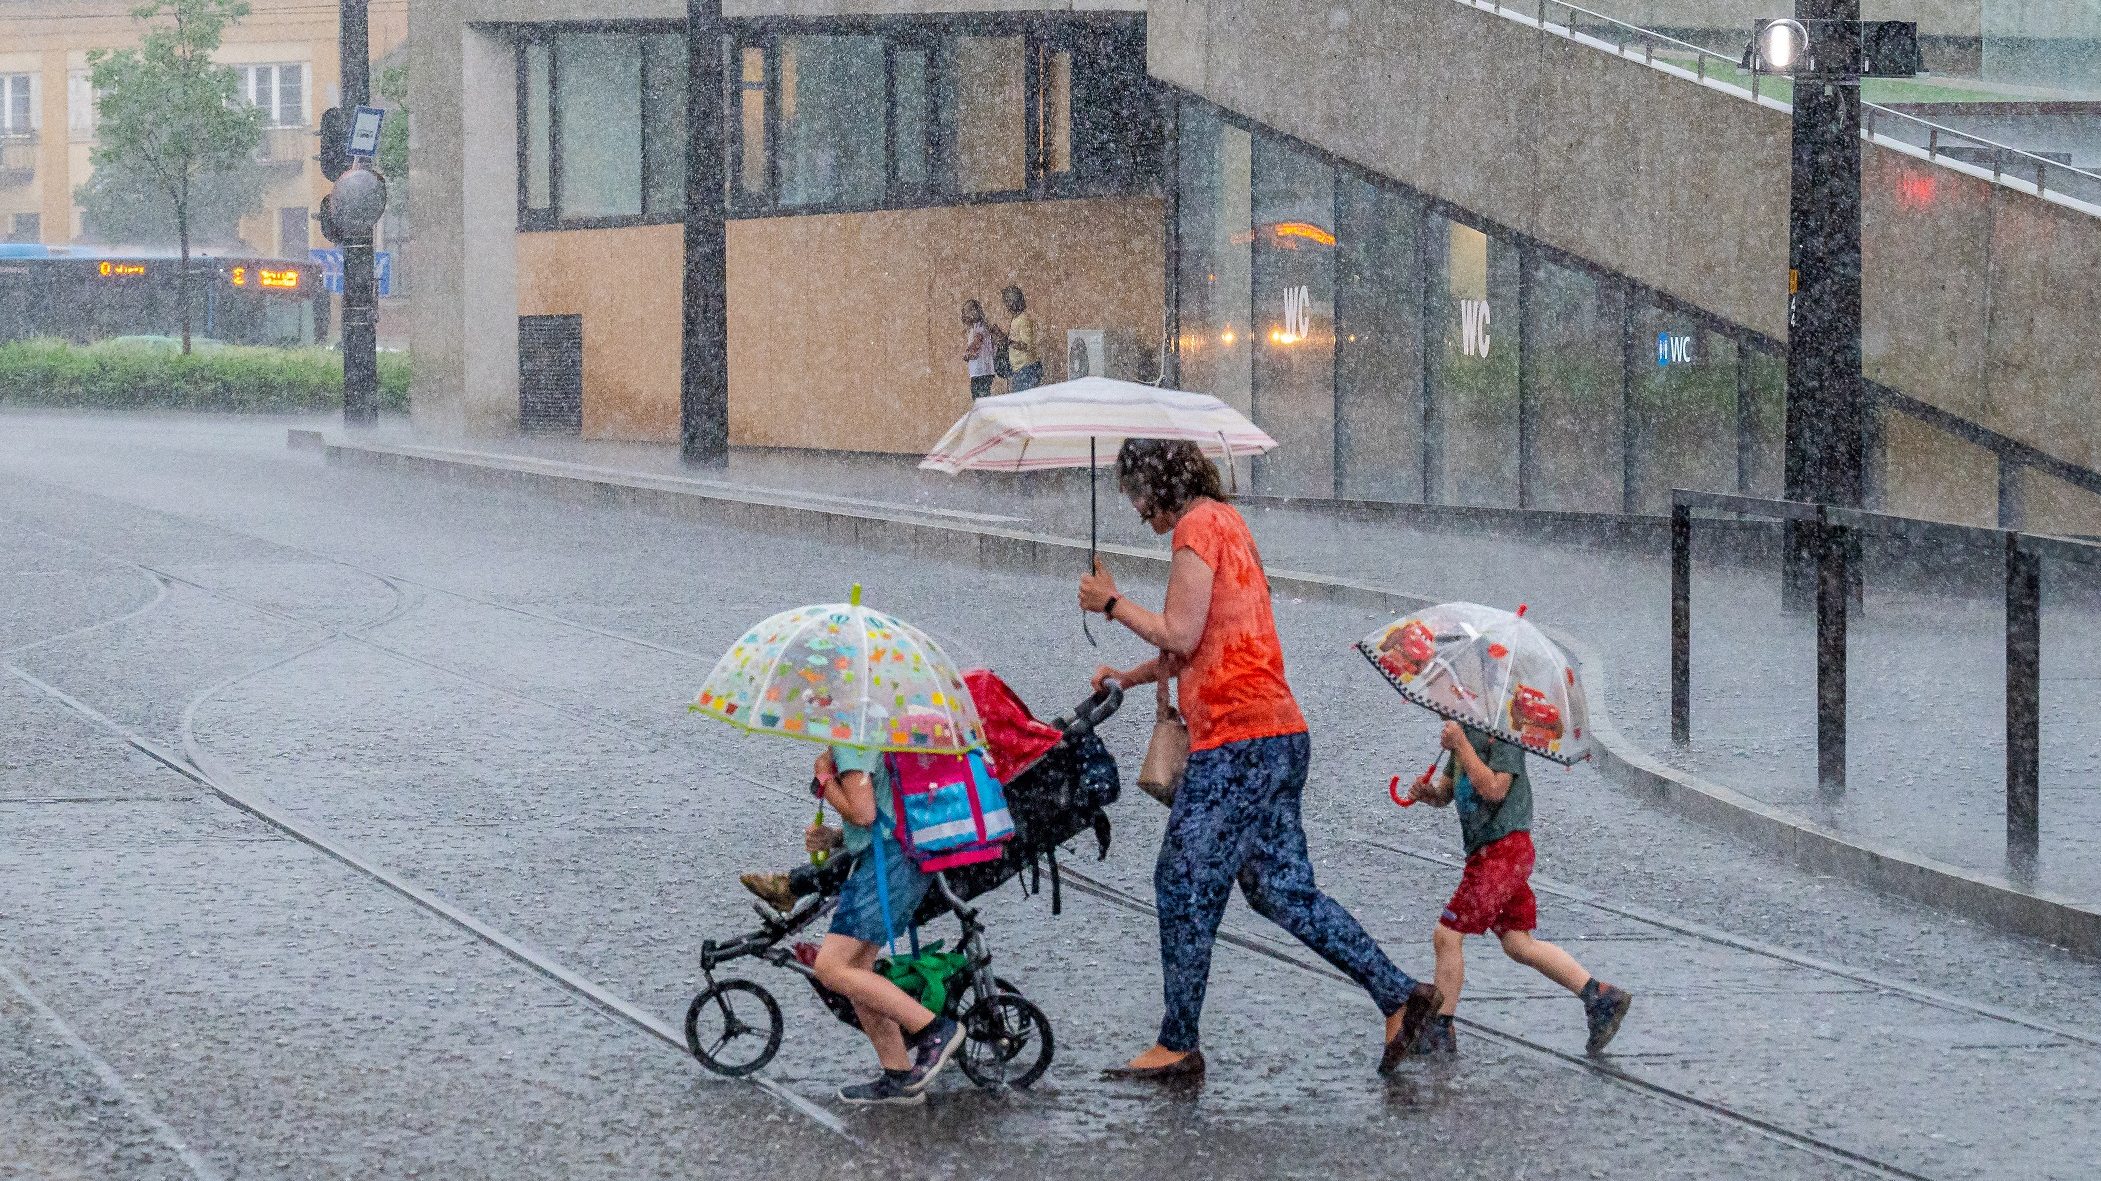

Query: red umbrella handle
left=1390, top=758, right=1442, bottom=808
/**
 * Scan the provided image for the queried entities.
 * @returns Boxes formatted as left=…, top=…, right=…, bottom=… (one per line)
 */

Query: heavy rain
left=3, top=0, right=2099, bottom=1178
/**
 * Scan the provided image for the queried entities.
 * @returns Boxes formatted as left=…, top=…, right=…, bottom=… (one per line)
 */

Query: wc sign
left=1656, top=330, right=1696, bottom=367
left=1458, top=299, right=1492, bottom=358
left=1280, top=285, right=1313, bottom=342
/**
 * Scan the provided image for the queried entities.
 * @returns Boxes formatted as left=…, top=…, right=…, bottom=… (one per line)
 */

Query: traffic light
left=318, top=107, right=350, bottom=181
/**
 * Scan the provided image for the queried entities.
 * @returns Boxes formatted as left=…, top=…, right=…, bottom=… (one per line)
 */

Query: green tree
left=85, top=0, right=264, bottom=354
left=76, top=152, right=268, bottom=248
left=375, top=61, right=409, bottom=181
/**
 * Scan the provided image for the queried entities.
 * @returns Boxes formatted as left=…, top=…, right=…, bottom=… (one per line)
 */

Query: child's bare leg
left=1432, top=922, right=1467, bottom=1017
left=813, top=934, right=938, bottom=1060
left=1497, top=928, right=1590, bottom=993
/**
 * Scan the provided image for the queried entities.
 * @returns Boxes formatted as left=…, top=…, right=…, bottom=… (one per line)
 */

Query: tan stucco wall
left=728, top=196, right=1164, bottom=453
left=511, top=196, right=1165, bottom=450
left=516, top=223, right=685, bottom=441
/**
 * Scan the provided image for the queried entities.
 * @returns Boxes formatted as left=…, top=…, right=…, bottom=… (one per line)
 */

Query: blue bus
left=0, top=244, right=323, bottom=347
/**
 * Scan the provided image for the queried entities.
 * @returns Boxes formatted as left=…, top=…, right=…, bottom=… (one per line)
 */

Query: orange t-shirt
left=1171, top=499, right=1308, bottom=751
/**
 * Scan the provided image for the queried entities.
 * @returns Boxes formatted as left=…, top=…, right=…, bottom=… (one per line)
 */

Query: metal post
left=681, top=0, right=731, bottom=466
left=1815, top=516, right=1849, bottom=793
left=339, top=0, right=378, bottom=428
left=1782, top=0, right=1867, bottom=607
left=1671, top=502, right=1692, bottom=745
left=2005, top=534, right=2041, bottom=869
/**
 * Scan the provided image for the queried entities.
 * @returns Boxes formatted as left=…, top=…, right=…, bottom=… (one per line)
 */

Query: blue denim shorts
left=829, top=839, right=932, bottom=945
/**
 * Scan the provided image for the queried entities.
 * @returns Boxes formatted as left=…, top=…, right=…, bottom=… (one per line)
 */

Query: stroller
left=684, top=674, right=1123, bottom=1089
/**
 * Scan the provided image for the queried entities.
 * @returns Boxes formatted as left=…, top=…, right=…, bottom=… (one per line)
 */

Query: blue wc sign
left=1656, top=331, right=1696, bottom=367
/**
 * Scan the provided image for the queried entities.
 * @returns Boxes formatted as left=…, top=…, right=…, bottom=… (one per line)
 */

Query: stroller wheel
left=684, top=980, right=784, bottom=1077
left=957, top=992, right=1054, bottom=1090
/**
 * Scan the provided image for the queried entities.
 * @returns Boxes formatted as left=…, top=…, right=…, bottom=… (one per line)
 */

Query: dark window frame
left=514, top=13, right=1155, bottom=232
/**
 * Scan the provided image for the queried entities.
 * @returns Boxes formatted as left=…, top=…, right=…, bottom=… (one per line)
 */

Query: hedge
left=0, top=338, right=410, bottom=414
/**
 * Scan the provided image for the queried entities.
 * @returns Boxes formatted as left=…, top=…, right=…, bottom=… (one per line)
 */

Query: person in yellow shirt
left=1002, top=286, right=1043, bottom=391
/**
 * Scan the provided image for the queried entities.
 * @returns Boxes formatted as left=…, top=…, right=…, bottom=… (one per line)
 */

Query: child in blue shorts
left=807, top=745, right=965, bottom=1104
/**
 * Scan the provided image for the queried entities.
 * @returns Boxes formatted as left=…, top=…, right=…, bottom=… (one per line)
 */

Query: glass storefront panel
left=1630, top=302, right=1740, bottom=513
left=1743, top=343, right=1785, bottom=498
left=737, top=46, right=769, bottom=199
left=555, top=33, right=644, bottom=219
left=640, top=35, right=687, bottom=217
left=1525, top=255, right=1625, bottom=513
left=893, top=47, right=933, bottom=190
left=1426, top=213, right=1521, bottom=507
left=777, top=35, right=887, bottom=208
left=523, top=42, right=552, bottom=213
left=1334, top=175, right=1424, bottom=502
left=1250, top=135, right=1336, bottom=498
left=942, top=36, right=1026, bottom=194
left=1173, top=104, right=1252, bottom=440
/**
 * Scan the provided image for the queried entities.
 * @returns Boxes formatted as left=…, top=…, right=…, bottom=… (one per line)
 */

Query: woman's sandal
left=1101, top=1048, right=1206, bottom=1081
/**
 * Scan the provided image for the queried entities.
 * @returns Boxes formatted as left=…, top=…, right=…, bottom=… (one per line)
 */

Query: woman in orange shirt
left=1080, top=439, right=1440, bottom=1081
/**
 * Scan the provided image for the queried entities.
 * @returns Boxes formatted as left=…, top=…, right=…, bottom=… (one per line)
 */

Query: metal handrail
left=1476, top=0, right=2101, bottom=209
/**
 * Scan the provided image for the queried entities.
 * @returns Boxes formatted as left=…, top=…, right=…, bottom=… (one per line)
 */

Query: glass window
left=777, top=35, right=886, bottom=208
left=1629, top=302, right=1740, bottom=513
left=68, top=70, right=96, bottom=138
left=556, top=33, right=644, bottom=219
left=1742, top=344, right=1785, bottom=497
left=640, top=35, right=687, bottom=216
left=522, top=42, right=552, bottom=213
left=942, top=35, right=1025, bottom=195
left=1250, top=134, right=1336, bottom=498
left=1064, top=23, right=1156, bottom=193
left=1, top=76, right=29, bottom=133
left=1525, top=256, right=1625, bottom=513
left=892, top=47, right=932, bottom=190
left=276, top=64, right=304, bottom=126
left=1334, top=176, right=1425, bottom=502
left=1173, top=104, right=1252, bottom=443
left=1426, top=214, right=1521, bottom=507
left=736, top=45, right=769, bottom=199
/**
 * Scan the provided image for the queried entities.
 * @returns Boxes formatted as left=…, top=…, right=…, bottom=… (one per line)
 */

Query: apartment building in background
left=0, top=0, right=407, bottom=262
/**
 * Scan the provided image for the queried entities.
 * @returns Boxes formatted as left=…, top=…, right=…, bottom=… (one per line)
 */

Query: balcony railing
left=0, top=132, right=35, bottom=184
left=256, top=124, right=312, bottom=168
left=1460, top=0, right=2101, bottom=217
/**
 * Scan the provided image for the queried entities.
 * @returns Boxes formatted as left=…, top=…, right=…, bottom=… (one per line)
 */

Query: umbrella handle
left=1390, top=757, right=1444, bottom=809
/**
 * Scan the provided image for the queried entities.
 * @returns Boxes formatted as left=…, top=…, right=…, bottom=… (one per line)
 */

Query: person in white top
left=962, top=299, right=996, bottom=399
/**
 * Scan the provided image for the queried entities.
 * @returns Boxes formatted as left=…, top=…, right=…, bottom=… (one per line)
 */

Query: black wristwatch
left=1102, top=595, right=1121, bottom=621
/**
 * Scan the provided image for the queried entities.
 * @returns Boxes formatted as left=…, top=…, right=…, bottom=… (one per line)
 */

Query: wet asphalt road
left=4, top=411, right=2100, bottom=1180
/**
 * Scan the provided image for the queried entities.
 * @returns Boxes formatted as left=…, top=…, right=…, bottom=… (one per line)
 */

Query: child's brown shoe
left=740, top=872, right=797, bottom=913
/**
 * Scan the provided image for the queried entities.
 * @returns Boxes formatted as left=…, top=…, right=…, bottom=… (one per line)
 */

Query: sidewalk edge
left=305, top=431, right=2101, bottom=958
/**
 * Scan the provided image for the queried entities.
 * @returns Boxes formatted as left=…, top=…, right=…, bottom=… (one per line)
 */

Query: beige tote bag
left=1137, top=677, right=1189, bottom=807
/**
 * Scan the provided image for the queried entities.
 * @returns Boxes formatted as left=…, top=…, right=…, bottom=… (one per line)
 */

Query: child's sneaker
left=1581, top=980, right=1633, bottom=1054
left=904, top=1016, right=964, bottom=1093
left=838, top=1069, right=925, bottom=1106
left=740, top=872, right=797, bottom=913
left=1412, top=1014, right=1458, bottom=1058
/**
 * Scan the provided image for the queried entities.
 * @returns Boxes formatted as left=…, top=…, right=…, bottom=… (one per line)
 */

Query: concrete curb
left=298, top=429, right=2101, bottom=958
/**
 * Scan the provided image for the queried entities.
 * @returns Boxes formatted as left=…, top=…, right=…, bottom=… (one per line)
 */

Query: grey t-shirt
left=1454, top=726, right=1531, bottom=855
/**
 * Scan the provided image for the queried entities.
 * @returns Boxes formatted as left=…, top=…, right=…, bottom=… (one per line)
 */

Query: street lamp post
left=681, top=0, right=730, bottom=466
left=1747, top=11, right=1918, bottom=790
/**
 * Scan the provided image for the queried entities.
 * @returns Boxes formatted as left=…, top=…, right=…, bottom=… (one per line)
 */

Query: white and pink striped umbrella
left=919, top=378, right=1277, bottom=476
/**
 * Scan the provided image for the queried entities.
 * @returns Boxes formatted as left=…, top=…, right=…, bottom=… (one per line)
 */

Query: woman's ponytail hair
left=1116, top=438, right=1226, bottom=517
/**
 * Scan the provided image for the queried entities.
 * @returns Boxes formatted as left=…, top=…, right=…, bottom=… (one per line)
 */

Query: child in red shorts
left=1406, top=720, right=1632, bottom=1057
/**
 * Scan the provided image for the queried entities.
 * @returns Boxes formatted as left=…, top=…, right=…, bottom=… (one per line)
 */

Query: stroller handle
left=1065, top=681, right=1125, bottom=738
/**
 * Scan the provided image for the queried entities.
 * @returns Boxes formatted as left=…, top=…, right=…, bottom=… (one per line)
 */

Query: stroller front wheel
left=957, top=992, right=1054, bottom=1090
left=684, top=979, right=784, bottom=1077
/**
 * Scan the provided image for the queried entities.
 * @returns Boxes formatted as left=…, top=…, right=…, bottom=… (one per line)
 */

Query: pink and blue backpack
left=885, top=749, right=1014, bottom=872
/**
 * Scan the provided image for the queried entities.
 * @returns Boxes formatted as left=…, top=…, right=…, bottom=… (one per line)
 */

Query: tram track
left=0, top=493, right=2054, bottom=1178
left=0, top=520, right=859, bottom=1146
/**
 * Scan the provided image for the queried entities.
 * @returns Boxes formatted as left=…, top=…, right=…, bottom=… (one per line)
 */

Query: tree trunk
left=177, top=174, right=192, bottom=356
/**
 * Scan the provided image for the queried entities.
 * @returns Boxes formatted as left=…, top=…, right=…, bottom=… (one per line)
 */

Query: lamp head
left=1749, top=18, right=1811, bottom=74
